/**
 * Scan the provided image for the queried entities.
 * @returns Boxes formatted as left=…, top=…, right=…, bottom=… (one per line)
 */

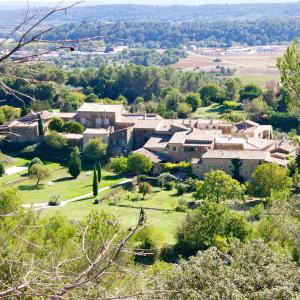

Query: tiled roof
left=245, top=138, right=275, bottom=150
left=168, top=128, right=221, bottom=144
left=77, top=103, right=124, bottom=113
left=144, top=135, right=170, bottom=150
left=202, top=149, right=268, bottom=160
left=133, top=119, right=162, bottom=129
left=134, top=148, right=168, bottom=163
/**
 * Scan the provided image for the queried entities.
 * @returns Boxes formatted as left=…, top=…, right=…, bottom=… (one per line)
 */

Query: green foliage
left=0, top=152, right=4, bottom=177
left=97, top=161, right=102, bottom=183
left=223, top=111, right=247, bottom=122
left=0, top=187, right=22, bottom=215
left=176, top=102, right=192, bottom=118
left=163, top=161, right=191, bottom=173
left=38, top=114, right=44, bottom=136
left=175, top=202, right=251, bottom=257
left=109, top=156, right=129, bottom=174
left=48, top=117, right=64, bottom=132
left=277, top=40, right=300, bottom=120
left=230, top=158, right=244, bottom=182
left=194, top=170, right=244, bottom=203
left=200, top=83, right=224, bottom=105
left=28, top=157, right=43, bottom=174
left=93, top=166, right=98, bottom=197
left=85, top=93, right=98, bottom=103
left=247, top=163, right=293, bottom=197
left=29, top=163, right=51, bottom=185
left=224, top=78, right=241, bottom=101
left=138, top=181, right=153, bottom=199
left=223, top=100, right=241, bottom=111
left=20, top=100, right=28, bottom=117
left=68, top=146, right=81, bottom=179
left=63, top=121, right=84, bottom=134
left=44, top=131, right=68, bottom=150
left=157, top=240, right=300, bottom=299
left=0, top=109, right=5, bottom=125
left=244, top=97, right=268, bottom=116
left=0, top=105, right=20, bottom=121
left=127, top=153, right=152, bottom=175
left=240, top=83, right=263, bottom=101
left=83, top=139, right=107, bottom=163
left=185, top=92, right=201, bottom=112
left=249, top=203, right=265, bottom=220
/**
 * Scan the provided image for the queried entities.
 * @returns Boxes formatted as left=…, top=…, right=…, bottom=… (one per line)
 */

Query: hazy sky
left=0, top=0, right=299, bottom=4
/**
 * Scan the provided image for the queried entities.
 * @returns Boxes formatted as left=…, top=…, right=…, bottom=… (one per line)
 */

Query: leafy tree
left=30, top=163, right=50, bottom=186
left=83, top=139, right=107, bottom=163
left=176, top=102, right=192, bottom=118
left=68, top=146, right=81, bottom=179
left=44, top=131, right=68, bottom=149
left=85, top=93, right=98, bottom=103
left=0, top=105, right=20, bottom=121
left=185, top=92, right=201, bottom=112
left=48, top=117, right=64, bottom=132
left=138, top=182, right=153, bottom=199
left=164, top=88, right=183, bottom=111
left=0, top=187, right=22, bottom=215
left=175, top=202, right=250, bottom=256
left=157, top=240, right=300, bottom=299
left=194, top=170, right=244, bottom=203
left=224, top=78, right=241, bottom=101
left=109, top=156, right=129, bottom=174
left=240, top=83, right=263, bottom=101
left=200, top=83, right=224, bottom=105
left=0, top=109, right=5, bottom=124
left=244, top=97, right=268, bottom=116
left=128, top=153, right=152, bottom=175
left=93, top=166, right=98, bottom=197
left=38, top=114, right=44, bottom=136
left=247, top=163, right=293, bottom=197
left=28, top=157, right=43, bottom=174
left=277, top=40, right=300, bottom=120
left=97, top=161, right=101, bottom=183
left=63, top=121, right=84, bottom=134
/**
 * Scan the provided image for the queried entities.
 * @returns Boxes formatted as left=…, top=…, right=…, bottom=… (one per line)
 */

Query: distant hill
left=2, top=3, right=300, bottom=26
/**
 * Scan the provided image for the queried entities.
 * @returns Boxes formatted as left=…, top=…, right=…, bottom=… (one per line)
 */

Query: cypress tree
left=93, top=166, right=98, bottom=197
left=68, top=146, right=82, bottom=179
left=0, top=160, right=4, bottom=177
left=38, top=114, right=44, bottom=136
left=97, top=161, right=101, bottom=183
left=20, top=100, right=28, bottom=117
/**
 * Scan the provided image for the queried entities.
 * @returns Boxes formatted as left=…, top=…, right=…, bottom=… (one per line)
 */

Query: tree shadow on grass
left=18, top=184, right=45, bottom=191
left=53, top=176, right=74, bottom=183
left=102, top=175, right=121, bottom=181
left=207, top=105, right=227, bottom=114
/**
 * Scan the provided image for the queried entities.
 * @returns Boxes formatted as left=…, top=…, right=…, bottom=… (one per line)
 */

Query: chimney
left=144, top=111, right=146, bottom=119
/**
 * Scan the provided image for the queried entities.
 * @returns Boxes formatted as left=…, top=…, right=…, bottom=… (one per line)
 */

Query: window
left=96, top=118, right=102, bottom=125
left=81, top=118, right=86, bottom=125
left=172, top=147, right=177, bottom=152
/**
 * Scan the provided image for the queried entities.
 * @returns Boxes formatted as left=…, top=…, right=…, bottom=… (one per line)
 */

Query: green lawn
left=193, top=103, right=226, bottom=119
left=1, top=159, right=124, bottom=204
left=41, top=198, right=185, bottom=244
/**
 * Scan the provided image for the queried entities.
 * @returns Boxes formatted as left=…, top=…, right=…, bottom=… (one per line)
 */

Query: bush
left=249, top=203, right=264, bottom=220
left=223, top=111, right=247, bottom=122
left=20, top=144, right=38, bottom=158
left=138, top=181, right=153, bottom=199
left=223, top=100, right=241, bottom=111
left=176, top=183, right=189, bottom=195
left=48, top=117, right=64, bottom=132
left=110, top=156, right=129, bottom=174
left=83, top=138, right=107, bottom=163
left=63, top=121, right=84, bottom=134
left=48, top=194, right=60, bottom=206
left=163, top=161, right=191, bottom=173
left=44, top=131, right=68, bottom=150
left=0, top=160, right=4, bottom=177
left=128, top=153, right=152, bottom=175
left=165, top=181, right=176, bottom=191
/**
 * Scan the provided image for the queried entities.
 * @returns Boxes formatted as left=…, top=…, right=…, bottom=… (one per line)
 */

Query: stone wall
left=10, top=124, right=40, bottom=143
left=75, top=111, right=119, bottom=128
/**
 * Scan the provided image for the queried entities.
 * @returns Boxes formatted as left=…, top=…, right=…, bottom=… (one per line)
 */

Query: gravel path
left=5, top=166, right=27, bottom=175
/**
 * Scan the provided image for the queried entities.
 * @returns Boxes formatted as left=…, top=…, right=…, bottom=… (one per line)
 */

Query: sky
left=0, top=0, right=299, bottom=5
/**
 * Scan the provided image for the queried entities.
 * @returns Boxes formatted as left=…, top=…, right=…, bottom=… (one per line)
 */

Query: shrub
left=110, top=156, right=129, bottom=174
left=165, top=181, right=176, bottom=191
left=223, top=111, right=247, bottom=122
left=249, top=203, right=264, bottom=220
left=48, top=194, right=60, bottom=206
left=128, top=153, right=152, bottom=175
left=0, top=160, right=4, bottom=177
left=63, top=121, right=84, bottom=134
left=0, top=105, right=20, bottom=121
left=20, top=144, right=37, bottom=158
left=44, top=131, right=68, bottom=150
left=48, top=117, right=64, bottom=132
left=83, top=138, right=107, bottom=163
left=138, top=182, right=153, bottom=199
left=223, top=100, right=241, bottom=111
left=163, top=161, right=191, bottom=173
left=176, top=183, right=189, bottom=195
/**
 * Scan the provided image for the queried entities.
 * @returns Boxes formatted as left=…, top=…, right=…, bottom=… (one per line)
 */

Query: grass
left=193, top=103, right=226, bottom=119
left=237, top=74, right=279, bottom=85
left=40, top=198, right=186, bottom=244
left=1, top=157, right=124, bottom=204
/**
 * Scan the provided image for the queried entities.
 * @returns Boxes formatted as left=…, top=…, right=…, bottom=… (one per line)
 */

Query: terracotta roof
left=202, top=149, right=268, bottom=160
left=77, top=103, right=124, bottom=113
left=134, top=148, right=168, bottom=163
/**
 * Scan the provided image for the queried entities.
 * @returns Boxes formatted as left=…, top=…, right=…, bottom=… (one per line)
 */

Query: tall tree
left=93, top=166, right=98, bottom=197
left=20, top=100, right=28, bottom=117
left=97, top=161, right=102, bottom=183
left=38, top=114, right=44, bottom=136
left=277, top=40, right=300, bottom=120
left=68, top=147, right=81, bottom=179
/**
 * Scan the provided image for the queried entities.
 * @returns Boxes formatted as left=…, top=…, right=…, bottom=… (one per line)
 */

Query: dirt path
left=5, top=166, right=27, bottom=175
left=23, top=179, right=133, bottom=211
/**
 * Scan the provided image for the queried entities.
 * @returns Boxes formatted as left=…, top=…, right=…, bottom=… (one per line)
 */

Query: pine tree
left=20, top=100, right=28, bottom=117
left=93, top=166, right=98, bottom=197
left=68, top=147, right=81, bottom=179
left=38, top=114, right=44, bottom=136
left=97, top=161, right=102, bottom=183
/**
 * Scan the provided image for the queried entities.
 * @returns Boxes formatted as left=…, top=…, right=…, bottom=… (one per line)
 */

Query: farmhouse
left=2, top=102, right=297, bottom=180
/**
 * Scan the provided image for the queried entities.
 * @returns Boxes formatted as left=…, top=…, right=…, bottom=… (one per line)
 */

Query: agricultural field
left=173, top=46, right=286, bottom=84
